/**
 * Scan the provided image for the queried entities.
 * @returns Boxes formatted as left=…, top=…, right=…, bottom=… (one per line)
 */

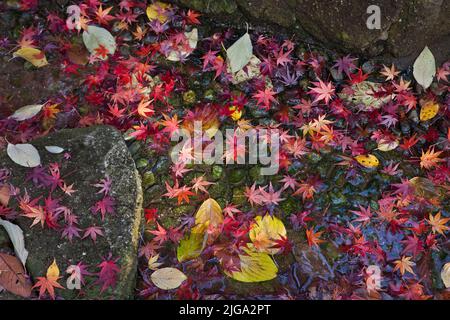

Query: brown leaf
left=0, top=253, right=32, bottom=298
left=0, top=184, right=9, bottom=207
left=67, top=44, right=89, bottom=66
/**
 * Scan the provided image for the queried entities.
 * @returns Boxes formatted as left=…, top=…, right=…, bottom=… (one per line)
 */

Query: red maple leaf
left=96, top=255, right=120, bottom=293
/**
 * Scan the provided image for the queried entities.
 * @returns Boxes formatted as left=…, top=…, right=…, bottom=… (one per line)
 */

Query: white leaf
left=150, top=267, right=187, bottom=290
left=413, top=46, right=436, bottom=89
left=185, top=28, right=198, bottom=50
left=6, top=143, right=41, bottom=168
left=9, top=104, right=44, bottom=121
left=82, top=25, right=116, bottom=60
left=0, top=218, right=29, bottom=267
left=45, top=146, right=64, bottom=154
left=226, top=32, right=253, bottom=73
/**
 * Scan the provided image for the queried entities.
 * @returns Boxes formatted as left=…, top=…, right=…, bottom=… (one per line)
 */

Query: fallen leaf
left=0, top=253, right=32, bottom=298
left=249, top=214, right=287, bottom=254
left=150, top=267, right=187, bottom=290
left=13, top=47, right=48, bottom=68
left=45, top=146, right=64, bottom=154
left=0, top=185, right=10, bottom=206
left=194, top=198, right=223, bottom=228
left=355, top=154, right=379, bottom=168
left=148, top=254, right=163, bottom=271
left=146, top=2, right=172, bottom=23
left=224, top=246, right=278, bottom=282
left=82, top=25, right=116, bottom=60
left=419, top=100, right=439, bottom=121
left=0, top=218, right=29, bottom=266
left=226, top=32, right=253, bottom=73
left=377, top=139, right=399, bottom=152
left=441, top=262, right=450, bottom=288
left=6, top=143, right=41, bottom=168
left=413, top=46, right=436, bottom=89
left=177, top=231, right=207, bottom=262
left=9, top=104, right=44, bottom=121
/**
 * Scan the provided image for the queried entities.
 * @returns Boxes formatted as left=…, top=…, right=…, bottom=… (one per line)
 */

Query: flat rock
left=0, top=126, right=143, bottom=299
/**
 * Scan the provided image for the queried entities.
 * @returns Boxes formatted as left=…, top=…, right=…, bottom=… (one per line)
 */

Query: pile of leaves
left=0, top=1, right=449, bottom=300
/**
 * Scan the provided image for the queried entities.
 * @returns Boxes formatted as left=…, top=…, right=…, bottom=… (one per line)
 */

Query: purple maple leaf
left=91, top=196, right=116, bottom=220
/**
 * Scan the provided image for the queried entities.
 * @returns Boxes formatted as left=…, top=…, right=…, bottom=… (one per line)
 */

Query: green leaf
left=226, top=32, right=253, bottom=73
left=413, top=46, right=436, bottom=89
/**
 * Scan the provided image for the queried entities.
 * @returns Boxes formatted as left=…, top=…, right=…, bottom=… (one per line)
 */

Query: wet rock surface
left=0, top=126, right=143, bottom=299
left=171, top=0, right=450, bottom=67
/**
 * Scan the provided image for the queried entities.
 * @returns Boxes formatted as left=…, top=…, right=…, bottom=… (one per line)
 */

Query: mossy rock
left=0, top=126, right=143, bottom=300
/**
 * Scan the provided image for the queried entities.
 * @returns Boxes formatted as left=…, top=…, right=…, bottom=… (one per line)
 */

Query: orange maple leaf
left=420, top=147, right=444, bottom=169
left=306, top=228, right=325, bottom=247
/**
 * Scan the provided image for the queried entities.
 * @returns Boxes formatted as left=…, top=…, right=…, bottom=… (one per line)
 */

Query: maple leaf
left=333, top=55, right=357, bottom=77
left=275, top=48, right=293, bottom=67
left=400, top=134, right=419, bottom=152
left=393, top=256, right=415, bottom=275
left=20, top=203, right=46, bottom=228
left=144, top=208, right=158, bottom=224
left=420, top=147, right=444, bottom=169
left=258, top=183, right=285, bottom=206
left=306, top=228, right=325, bottom=247
left=244, top=183, right=263, bottom=207
left=93, top=175, right=112, bottom=196
left=32, top=260, right=64, bottom=300
left=61, top=223, right=82, bottom=242
left=137, top=99, right=154, bottom=118
left=308, top=79, right=335, bottom=104
left=94, top=44, right=109, bottom=59
left=271, top=235, right=293, bottom=255
left=401, top=235, right=424, bottom=257
left=91, top=196, right=116, bottom=220
left=95, top=5, right=115, bottom=25
left=279, top=175, right=298, bottom=191
left=350, top=205, right=372, bottom=225
left=148, top=223, right=169, bottom=245
left=185, top=9, right=201, bottom=25
left=160, top=113, right=181, bottom=136
left=436, top=66, right=450, bottom=82
left=380, top=64, right=400, bottom=81
left=426, top=212, right=449, bottom=235
left=96, top=255, right=120, bottom=292
left=253, top=87, right=278, bottom=111
left=82, top=226, right=104, bottom=242
left=191, top=175, right=214, bottom=194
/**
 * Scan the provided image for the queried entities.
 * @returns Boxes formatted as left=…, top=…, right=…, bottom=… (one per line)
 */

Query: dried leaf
left=0, top=218, right=29, bottom=266
left=150, top=267, right=187, bottom=290
left=0, top=185, right=10, bottom=207
left=0, top=253, right=32, bottom=298
left=46, top=259, right=60, bottom=280
left=6, top=143, right=41, bottom=168
left=13, top=47, right=48, bottom=68
left=226, top=32, right=253, bottom=73
left=146, top=2, right=171, bottom=23
left=413, top=46, right=436, bottom=89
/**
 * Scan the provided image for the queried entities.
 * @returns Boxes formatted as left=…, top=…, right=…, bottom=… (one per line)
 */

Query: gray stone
left=172, top=0, right=450, bottom=67
left=0, top=126, right=143, bottom=299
